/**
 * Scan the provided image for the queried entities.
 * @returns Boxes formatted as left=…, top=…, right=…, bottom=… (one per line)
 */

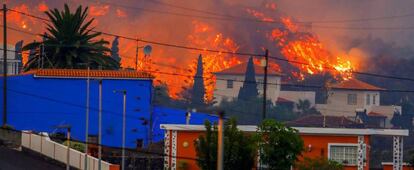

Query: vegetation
left=238, top=57, right=259, bottom=101
left=194, top=119, right=257, bottom=170
left=256, top=119, right=304, bottom=170
left=218, top=97, right=299, bottom=124
left=192, top=54, right=206, bottom=108
left=296, top=99, right=320, bottom=116
left=63, top=140, right=85, bottom=152
left=296, top=157, right=343, bottom=170
left=23, top=4, right=119, bottom=71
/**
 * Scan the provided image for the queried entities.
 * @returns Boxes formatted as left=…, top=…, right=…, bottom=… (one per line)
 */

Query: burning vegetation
left=7, top=0, right=358, bottom=101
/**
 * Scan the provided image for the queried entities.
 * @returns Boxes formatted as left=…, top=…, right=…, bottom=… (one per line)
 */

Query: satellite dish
left=143, top=45, right=152, bottom=56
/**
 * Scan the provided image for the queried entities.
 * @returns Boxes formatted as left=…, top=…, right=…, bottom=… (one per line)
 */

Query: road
left=0, top=147, right=64, bottom=170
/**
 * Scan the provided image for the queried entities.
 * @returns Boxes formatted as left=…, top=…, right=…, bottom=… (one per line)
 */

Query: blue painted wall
left=1, top=74, right=152, bottom=148
left=0, top=74, right=217, bottom=148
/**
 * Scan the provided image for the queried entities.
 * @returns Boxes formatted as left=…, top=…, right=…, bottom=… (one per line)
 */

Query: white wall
left=21, top=132, right=116, bottom=170
left=279, top=91, right=316, bottom=106
left=213, top=74, right=281, bottom=104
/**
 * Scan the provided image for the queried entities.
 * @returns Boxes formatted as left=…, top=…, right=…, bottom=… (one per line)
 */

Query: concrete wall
left=21, top=131, right=119, bottom=170
left=214, top=74, right=281, bottom=104
left=279, top=91, right=316, bottom=106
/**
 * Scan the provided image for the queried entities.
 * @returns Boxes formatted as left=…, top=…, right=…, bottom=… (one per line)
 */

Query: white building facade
left=0, top=44, right=21, bottom=75
left=316, top=79, right=400, bottom=127
left=213, top=62, right=282, bottom=104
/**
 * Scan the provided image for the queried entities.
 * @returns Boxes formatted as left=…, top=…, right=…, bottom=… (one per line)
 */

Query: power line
left=86, top=0, right=414, bottom=25
left=6, top=9, right=414, bottom=83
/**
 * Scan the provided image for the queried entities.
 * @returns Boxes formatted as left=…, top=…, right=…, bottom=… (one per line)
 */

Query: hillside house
left=316, top=79, right=400, bottom=128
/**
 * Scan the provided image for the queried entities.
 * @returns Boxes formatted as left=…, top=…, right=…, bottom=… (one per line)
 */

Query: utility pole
left=2, top=4, right=7, bottom=127
left=84, top=65, right=90, bottom=170
left=262, top=49, right=269, bottom=121
left=66, top=127, right=71, bottom=170
left=121, top=91, right=126, bottom=170
left=98, top=80, right=102, bottom=170
left=217, top=111, right=224, bottom=170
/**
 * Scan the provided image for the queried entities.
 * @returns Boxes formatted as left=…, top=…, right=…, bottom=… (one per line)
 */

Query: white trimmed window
left=328, top=144, right=359, bottom=165
left=366, top=94, right=370, bottom=105
left=227, top=80, right=233, bottom=89
left=347, top=94, right=357, bottom=105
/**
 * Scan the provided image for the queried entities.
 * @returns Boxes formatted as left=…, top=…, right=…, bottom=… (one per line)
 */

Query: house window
left=373, top=95, right=376, bottom=105
left=347, top=94, right=357, bottom=105
left=329, top=145, right=358, bottom=165
left=366, top=94, right=370, bottom=105
left=227, top=80, right=233, bottom=89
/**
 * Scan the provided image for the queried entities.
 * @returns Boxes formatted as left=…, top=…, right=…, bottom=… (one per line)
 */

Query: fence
left=21, top=131, right=119, bottom=170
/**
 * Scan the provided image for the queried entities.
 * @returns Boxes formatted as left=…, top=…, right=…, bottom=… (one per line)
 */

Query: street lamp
left=114, top=90, right=127, bottom=170
left=55, top=124, right=72, bottom=170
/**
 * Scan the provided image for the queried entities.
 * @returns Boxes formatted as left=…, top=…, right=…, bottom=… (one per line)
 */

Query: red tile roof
left=330, top=78, right=384, bottom=91
left=277, top=97, right=293, bottom=103
left=214, top=62, right=282, bottom=76
left=368, top=112, right=387, bottom=118
left=26, top=69, right=153, bottom=79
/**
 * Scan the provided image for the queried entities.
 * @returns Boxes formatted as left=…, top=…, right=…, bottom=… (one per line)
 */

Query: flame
left=116, top=9, right=127, bottom=18
left=37, top=2, right=49, bottom=12
left=177, top=20, right=241, bottom=101
left=248, top=10, right=354, bottom=80
left=7, top=4, right=36, bottom=30
left=89, top=5, right=110, bottom=16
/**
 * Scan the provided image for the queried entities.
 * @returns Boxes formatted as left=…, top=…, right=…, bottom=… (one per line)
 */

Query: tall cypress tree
left=238, top=57, right=258, bottom=101
left=192, top=54, right=206, bottom=106
left=15, top=40, right=24, bottom=72
left=111, top=36, right=121, bottom=63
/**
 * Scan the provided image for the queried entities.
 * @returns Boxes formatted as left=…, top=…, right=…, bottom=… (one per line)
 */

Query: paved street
left=0, top=147, right=64, bottom=170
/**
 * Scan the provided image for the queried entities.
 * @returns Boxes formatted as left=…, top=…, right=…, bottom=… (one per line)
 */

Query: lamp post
left=78, top=62, right=91, bottom=170
left=114, top=90, right=127, bottom=170
left=98, top=79, right=102, bottom=170
left=55, top=124, right=72, bottom=170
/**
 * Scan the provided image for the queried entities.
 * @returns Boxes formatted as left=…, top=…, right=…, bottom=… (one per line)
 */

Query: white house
left=0, top=43, right=21, bottom=75
left=213, top=62, right=282, bottom=104
left=315, top=78, right=400, bottom=127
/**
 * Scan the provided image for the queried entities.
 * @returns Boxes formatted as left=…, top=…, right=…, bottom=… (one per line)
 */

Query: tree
left=256, top=119, right=304, bottom=170
left=296, top=157, right=343, bottom=170
left=111, top=36, right=121, bottom=63
left=409, top=149, right=414, bottom=167
left=194, top=119, right=256, bottom=170
left=296, top=99, right=320, bottom=116
left=15, top=40, right=24, bottom=72
left=238, top=57, right=258, bottom=101
left=23, top=4, right=119, bottom=71
left=192, top=54, right=206, bottom=107
left=391, top=111, right=413, bottom=130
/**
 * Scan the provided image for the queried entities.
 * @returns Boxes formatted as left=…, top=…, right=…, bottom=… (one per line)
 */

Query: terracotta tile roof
left=368, top=112, right=387, bottom=118
left=214, top=62, right=282, bottom=76
left=26, top=69, right=153, bottom=79
left=286, top=115, right=363, bottom=128
left=330, top=78, right=384, bottom=91
left=276, top=97, right=293, bottom=103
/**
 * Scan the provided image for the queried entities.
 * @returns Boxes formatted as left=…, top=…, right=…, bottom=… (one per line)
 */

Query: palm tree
left=296, top=99, right=320, bottom=116
left=23, top=4, right=120, bottom=71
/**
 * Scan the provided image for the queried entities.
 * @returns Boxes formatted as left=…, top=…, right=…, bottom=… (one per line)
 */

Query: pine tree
left=15, top=40, right=24, bottom=71
left=238, top=57, right=258, bottom=101
left=111, top=36, right=121, bottom=63
left=192, top=54, right=206, bottom=107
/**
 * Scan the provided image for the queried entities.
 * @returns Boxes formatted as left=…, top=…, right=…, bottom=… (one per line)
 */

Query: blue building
left=0, top=69, right=217, bottom=148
